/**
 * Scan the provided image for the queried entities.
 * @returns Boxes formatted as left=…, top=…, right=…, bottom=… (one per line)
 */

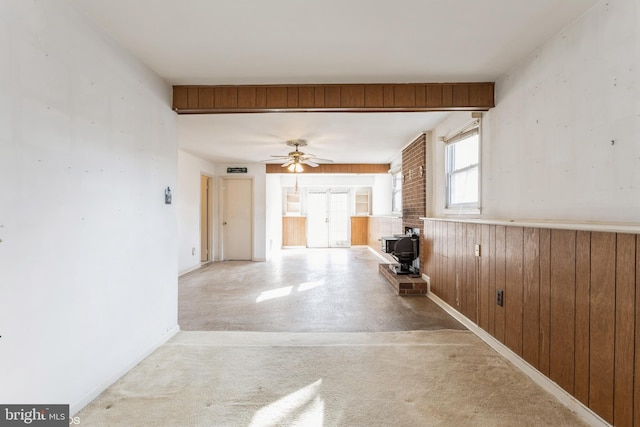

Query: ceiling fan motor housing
left=286, top=139, right=308, bottom=148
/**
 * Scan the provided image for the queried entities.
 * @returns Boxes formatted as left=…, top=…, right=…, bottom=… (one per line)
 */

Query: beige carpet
left=77, top=330, right=586, bottom=426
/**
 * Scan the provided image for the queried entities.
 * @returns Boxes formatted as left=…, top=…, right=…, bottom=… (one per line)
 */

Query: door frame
left=218, top=176, right=254, bottom=261
left=200, top=174, right=213, bottom=263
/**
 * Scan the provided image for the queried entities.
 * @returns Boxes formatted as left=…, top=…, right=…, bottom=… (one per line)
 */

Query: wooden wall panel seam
left=549, top=230, right=576, bottom=394
left=588, top=232, right=616, bottom=424
left=523, top=228, right=541, bottom=369
left=574, top=231, right=591, bottom=406
left=614, top=233, right=635, bottom=426
left=505, top=227, right=524, bottom=356
left=634, top=235, right=640, bottom=427
left=489, top=225, right=496, bottom=336
left=495, top=226, right=506, bottom=344
left=539, top=228, right=551, bottom=376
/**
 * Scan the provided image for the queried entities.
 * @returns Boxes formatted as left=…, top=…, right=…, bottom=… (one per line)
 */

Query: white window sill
left=443, top=207, right=481, bottom=216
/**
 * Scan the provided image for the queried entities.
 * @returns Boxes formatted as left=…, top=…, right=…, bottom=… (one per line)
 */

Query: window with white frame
left=445, top=122, right=480, bottom=209
left=392, top=171, right=402, bottom=213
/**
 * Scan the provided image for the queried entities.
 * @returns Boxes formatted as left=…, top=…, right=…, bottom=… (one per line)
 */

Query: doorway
left=220, top=177, right=253, bottom=260
left=306, top=189, right=350, bottom=248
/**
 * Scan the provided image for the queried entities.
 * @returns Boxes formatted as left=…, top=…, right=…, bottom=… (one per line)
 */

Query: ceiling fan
left=262, top=139, right=333, bottom=172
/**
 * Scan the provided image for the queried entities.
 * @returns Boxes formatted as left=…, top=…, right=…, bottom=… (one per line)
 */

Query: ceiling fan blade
left=270, top=155, right=291, bottom=158
left=281, top=159, right=294, bottom=167
left=302, top=159, right=319, bottom=167
left=307, top=157, right=334, bottom=163
left=300, top=154, right=330, bottom=161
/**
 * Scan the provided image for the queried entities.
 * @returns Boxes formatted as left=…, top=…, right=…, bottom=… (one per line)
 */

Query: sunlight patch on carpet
left=250, top=379, right=324, bottom=427
left=297, top=280, right=324, bottom=292
left=256, top=286, right=293, bottom=302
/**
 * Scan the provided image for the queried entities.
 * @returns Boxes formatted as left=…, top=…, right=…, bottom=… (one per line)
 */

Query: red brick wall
left=402, top=134, right=426, bottom=235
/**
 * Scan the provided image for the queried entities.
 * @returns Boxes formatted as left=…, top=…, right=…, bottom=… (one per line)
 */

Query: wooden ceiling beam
left=172, top=83, right=494, bottom=113
left=265, top=163, right=390, bottom=174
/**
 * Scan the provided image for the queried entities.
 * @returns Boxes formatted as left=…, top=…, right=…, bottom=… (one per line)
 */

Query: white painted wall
left=177, top=150, right=216, bottom=274
left=0, top=1, right=178, bottom=413
left=433, top=0, right=640, bottom=223
left=266, top=174, right=283, bottom=257
left=372, top=174, right=393, bottom=215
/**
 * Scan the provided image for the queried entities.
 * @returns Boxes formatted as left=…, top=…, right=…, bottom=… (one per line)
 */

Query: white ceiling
left=73, top=0, right=599, bottom=165
left=178, top=112, right=451, bottom=164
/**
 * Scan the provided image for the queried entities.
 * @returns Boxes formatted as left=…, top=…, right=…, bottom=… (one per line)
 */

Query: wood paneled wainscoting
left=368, top=216, right=403, bottom=261
left=282, top=216, right=396, bottom=248
left=350, top=217, right=369, bottom=245
left=422, top=218, right=640, bottom=426
left=282, top=217, right=306, bottom=247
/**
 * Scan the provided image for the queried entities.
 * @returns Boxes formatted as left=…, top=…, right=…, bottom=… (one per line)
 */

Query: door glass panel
left=329, top=191, right=349, bottom=247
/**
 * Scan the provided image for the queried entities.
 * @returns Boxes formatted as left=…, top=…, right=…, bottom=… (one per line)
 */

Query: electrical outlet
left=497, top=289, right=504, bottom=307
left=192, top=247, right=196, bottom=256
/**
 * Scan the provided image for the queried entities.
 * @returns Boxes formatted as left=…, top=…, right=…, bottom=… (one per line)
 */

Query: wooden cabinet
left=351, top=217, right=369, bottom=245
left=282, top=216, right=306, bottom=246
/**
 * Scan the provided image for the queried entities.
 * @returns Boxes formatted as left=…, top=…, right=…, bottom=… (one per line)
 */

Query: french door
left=306, top=189, right=350, bottom=248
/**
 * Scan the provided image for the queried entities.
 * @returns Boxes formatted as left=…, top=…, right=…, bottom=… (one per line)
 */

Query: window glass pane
left=450, top=166, right=478, bottom=205
left=392, top=172, right=402, bottom=212
left=392, top=190, right=402, bottom=212
left=452, top=134, right=479, bottom=170
left=329, top=192, right=349, bottom=243
left=393, top=173, right=402, bottom=190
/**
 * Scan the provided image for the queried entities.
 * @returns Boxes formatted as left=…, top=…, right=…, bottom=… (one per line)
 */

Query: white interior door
left=221, top=178, right=253, bottom=260
left=306, top=189, right=350, bottom=248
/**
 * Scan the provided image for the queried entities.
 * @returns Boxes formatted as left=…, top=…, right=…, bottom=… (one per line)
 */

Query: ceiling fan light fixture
left=262, top=139, right=332, bottom=171
left=288, top=162, right=304, bottom=173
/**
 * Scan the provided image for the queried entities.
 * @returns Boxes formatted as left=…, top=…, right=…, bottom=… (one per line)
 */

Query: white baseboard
left=421, top=274, right=431, bottom=292
left=427, top=293, right=610, bottom=427
left=367, top=246, right=393, bottom=263
left=70, top=325, right=180, bottom=415
left=179, top=264, right=204, bottom=277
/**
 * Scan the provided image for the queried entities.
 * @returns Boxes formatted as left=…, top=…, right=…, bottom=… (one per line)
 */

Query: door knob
left=223, top=221, right=228, bottom=225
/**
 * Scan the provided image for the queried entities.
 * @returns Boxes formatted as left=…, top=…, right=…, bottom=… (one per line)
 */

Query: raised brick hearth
left=378, top=263, right=429, bottom=296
